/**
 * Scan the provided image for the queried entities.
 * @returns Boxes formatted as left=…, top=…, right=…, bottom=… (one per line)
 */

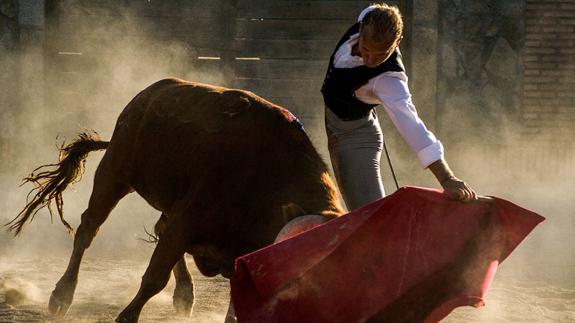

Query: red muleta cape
left=231, top=186, right=545, bottom=323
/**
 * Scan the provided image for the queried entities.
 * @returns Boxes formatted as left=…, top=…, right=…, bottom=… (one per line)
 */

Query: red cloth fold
left=231, top=186, right=544, bottom=323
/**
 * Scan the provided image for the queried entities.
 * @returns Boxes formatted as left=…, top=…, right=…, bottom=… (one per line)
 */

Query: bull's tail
left=6, top=132, right=109, bottom=236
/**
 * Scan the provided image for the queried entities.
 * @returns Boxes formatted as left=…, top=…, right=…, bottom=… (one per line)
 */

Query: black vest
left=321, top=23, right=405, bottom=121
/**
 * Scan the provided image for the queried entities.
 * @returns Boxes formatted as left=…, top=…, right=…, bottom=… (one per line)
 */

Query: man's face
left=358, top=32, right=402, bottom=68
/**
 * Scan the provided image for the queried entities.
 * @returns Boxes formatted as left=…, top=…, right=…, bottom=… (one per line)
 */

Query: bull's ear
left=281, top=203, right=306, bottom=221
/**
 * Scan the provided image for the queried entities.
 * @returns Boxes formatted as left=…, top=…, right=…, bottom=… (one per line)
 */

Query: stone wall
left=523, top=0, right=575, bottom=146
left=0, top=0, right=19, bottom=171
left=437, top=0, right=525, bottom=146
left=431, top=0, right=575, bottom=181
left=17, top=0, right=45, bottom=129
left=0, top=0, right=45, bottom=185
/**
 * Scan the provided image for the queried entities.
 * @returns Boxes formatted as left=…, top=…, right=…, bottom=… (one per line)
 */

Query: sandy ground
left=444, top=269, right=575, bottom=323
left=0, top=257, right=231, bottom=323
left=0, top=251, right=574, bottom=323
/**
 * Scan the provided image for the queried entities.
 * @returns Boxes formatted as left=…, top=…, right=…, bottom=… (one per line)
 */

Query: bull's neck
left=305, top=171, right=345, bottom=217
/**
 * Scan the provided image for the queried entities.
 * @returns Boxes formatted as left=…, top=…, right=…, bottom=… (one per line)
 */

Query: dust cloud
left=0, top=1, right=574, bottom=322
left=0, top=4, right=216, bottom=260
left=0, top=2, right=232, bottom=322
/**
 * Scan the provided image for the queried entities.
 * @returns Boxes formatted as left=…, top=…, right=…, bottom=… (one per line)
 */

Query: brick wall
left=523, top=0, right=575, bottom=145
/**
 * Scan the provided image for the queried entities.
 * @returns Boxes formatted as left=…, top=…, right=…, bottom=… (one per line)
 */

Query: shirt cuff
left=417, top=141, right=444, bottom=168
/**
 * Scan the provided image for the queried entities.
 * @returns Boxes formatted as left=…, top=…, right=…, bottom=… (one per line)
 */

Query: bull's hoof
left=48, top=279, right=77, bottom=316
left=48, top=292, right=72, bottom=316
left=115, top=309, right=140, bottom=323
left=173, top=282, right=194, bottom=317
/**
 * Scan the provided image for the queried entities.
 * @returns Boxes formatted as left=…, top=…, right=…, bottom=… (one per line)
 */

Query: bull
left=8, top=78, right=344, bottom=322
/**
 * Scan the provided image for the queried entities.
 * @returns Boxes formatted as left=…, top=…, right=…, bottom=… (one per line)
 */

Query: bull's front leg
left=172, top=257, right=194, bottom=316
left=116, top=217, right=187, bottom=323
left=154, top=213, right=195, bottom=316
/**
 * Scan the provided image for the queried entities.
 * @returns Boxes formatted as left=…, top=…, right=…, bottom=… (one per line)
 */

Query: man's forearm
left=427, top=159, right=456, bottom=185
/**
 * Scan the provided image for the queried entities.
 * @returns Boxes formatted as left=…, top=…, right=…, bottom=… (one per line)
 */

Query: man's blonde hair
left=360, top=3, right=403, bottom=44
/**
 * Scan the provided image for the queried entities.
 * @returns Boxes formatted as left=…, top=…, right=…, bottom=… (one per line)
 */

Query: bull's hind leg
left=225, top=301, right=237, bottom=323
left=49, top=158, right=131, bottom=316
left=116, top=214, right=189, bottom=323
left=154, top=214, right=195, bottom=316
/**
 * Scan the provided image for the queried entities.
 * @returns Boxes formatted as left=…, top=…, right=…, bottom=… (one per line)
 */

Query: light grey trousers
left=325, top=107, right=385, bottom=211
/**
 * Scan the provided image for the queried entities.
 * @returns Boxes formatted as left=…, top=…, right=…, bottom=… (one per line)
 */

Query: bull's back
left=109, top=78, right=312, bottom=213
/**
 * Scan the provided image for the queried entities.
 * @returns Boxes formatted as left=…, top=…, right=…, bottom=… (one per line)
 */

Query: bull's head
left=277, top=203, right=332, bottom=242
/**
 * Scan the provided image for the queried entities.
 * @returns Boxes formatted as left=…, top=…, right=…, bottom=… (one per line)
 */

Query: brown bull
left=8, top=78, right=344, bottom=322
